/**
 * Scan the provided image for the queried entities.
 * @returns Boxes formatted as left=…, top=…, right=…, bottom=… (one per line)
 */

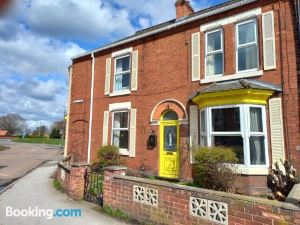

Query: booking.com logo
left=6, top=206, right=82, bottom=219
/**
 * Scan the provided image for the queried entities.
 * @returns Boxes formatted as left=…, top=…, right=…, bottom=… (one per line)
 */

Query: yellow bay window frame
left=192, top=88, right=275, bottom=175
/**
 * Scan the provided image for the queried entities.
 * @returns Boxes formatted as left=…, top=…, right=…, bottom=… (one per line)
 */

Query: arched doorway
left=159, top=110, right=180, bottom=179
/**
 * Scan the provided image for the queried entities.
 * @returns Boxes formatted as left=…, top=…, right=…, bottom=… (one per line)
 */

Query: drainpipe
left=64, top=65, right=73, bottom=157
left=87, top=52, right=95, bottom=163
left=298, top=0, right=300, bottom=38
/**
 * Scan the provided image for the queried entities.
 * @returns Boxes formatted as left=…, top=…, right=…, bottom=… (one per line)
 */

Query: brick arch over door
left=150, top=99, right=188, bottom=125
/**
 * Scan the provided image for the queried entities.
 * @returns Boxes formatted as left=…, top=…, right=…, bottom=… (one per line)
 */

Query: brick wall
left=56, top=162, right=88, bottom=200
left=104, top=167, right=300, bottom=225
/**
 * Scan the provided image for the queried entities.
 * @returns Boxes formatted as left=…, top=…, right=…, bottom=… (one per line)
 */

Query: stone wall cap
left=71, top=162, right=91, bottom=167
left=105, top=166, right=127, bottom=171
left=58, top=161, right=71, bottom=171
left=113, top=175, right=300, bottom=211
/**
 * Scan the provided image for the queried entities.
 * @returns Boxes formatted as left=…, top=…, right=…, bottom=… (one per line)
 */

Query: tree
left=51, top=120, right=66, bottom=139
left=0, top=114, right=27, bottom=136
left=32, top=125, right=48, bottom=137
left=49, top=127, right=61, bottom=139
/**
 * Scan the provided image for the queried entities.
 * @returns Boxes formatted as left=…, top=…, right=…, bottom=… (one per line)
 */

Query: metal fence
left=84, top=170, right=104, bottom=206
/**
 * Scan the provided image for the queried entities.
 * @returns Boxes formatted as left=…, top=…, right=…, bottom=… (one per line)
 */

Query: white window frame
left=236, top=19, right=259, bottom=73
left=205, top=29, right=224, bottom=78
left=111, top=110, right=130, bottom=156
left=200, top=104, right=269, bottom=170
left=200, top=109, right=207, bottom=147
left=113, top=54, right=131, bottom=93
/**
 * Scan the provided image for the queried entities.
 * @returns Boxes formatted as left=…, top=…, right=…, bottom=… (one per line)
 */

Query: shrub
left=193, top=146, right=238, bottom=192
left=95, top=145, right=124, bottom=171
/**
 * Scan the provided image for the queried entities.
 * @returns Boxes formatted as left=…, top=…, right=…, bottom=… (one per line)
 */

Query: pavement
left=0, top=139, right=62, bottom=190
left=0, top=161, right=130, bottom=225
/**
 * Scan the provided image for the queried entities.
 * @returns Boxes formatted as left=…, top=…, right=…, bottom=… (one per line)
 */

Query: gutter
left=72, top=0, right=257, bottom=60
left=87, top=53, right=95, bottom=163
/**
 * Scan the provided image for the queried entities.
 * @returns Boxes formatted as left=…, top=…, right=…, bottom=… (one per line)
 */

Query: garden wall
left=56, top=162, right=88, bottom=200
left=104, top=167, right=300, bottom=225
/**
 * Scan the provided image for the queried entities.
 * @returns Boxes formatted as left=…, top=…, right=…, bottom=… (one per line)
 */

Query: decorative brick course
left=104, top=167, right=300, bottom=225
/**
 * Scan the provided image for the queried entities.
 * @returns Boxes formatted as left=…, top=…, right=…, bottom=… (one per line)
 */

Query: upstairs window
left=236, top=19, right=259, bottom=72
left=114, top=55, right=130, bottom=92
left=205, top=29, right=224, bottom=77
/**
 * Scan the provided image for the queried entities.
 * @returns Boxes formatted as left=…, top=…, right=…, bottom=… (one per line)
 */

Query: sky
left=0, top=0, right=227, bottom=129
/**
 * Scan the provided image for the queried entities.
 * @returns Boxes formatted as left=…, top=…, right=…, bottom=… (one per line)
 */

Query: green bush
left=95, top=145, right=124, bottom=171
left=193, top=146, right=238, bottom=192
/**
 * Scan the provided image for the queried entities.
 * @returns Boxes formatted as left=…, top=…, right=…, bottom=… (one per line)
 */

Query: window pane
left=238, top=45, right=258, bottom=71
left=250, top=107, right=263, bottom=132
left=213, top=136, right=244, bottom=164
left=207, top=31, right=221, bottom=52
left=113, top=130, right=128, bottom=149
left=115, top=74, right=122, bottom=91
left=238, top=21, right=255, bottom=45
left=250, top=136, right=266, bottom=165
left=206, top=53, right=223, bottom=76
left=122, top=72, right=130, bottom=90
left=200, top=110, right=206, bottom=133
left=200, top=135, right=207, bottom=147
left=116, top=56, right=130, bottom=73
left=212, top=108, right=240, bottom=131
left=163, top=111, right=178, bottom=121
left=164, top=126, right=177, bottom=151
left=113, top=112, right=128, bottom=128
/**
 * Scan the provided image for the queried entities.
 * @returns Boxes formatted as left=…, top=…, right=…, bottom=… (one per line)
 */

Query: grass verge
left=0, top=144, right=9, bottom=151
left=52, top=179, right=65, bottom=193
left=13, top=137, right=62, bottom=145
left=102, top=206, right=154, bottom=225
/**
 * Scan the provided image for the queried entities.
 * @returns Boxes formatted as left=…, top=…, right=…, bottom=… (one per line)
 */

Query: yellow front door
left=159, top=111, right=179, bottom=179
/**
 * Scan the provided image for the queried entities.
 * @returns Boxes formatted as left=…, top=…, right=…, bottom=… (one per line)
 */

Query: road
left=0, top=161, right=130, bottom=225
left=0, top=139, right=62, bottom=190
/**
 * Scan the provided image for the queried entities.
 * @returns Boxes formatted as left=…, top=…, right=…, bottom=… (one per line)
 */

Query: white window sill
left=109, top=90, right=131, bottom=97
left=236, top=166, right=269, bottom=175
left=200, top=70, right=263, bottom=84
left=119, top=148, right=129, bottom=156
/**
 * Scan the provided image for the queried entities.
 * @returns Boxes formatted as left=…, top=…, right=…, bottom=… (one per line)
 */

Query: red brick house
left=0, top=130, right=8, bottom=137
left=65, top=0, right=300, bottom=194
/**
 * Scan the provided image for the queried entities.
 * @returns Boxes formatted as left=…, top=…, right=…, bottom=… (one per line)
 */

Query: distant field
left=0, top=144, right=8, bottom=151
left=13, top=137, right=62, bottom=145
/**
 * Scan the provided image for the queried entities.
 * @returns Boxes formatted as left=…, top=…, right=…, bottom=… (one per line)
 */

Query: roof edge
left=72, top=0, right=257, bottom=60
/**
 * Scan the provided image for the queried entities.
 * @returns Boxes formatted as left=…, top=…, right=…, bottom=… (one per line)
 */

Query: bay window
left=236, top=19, right=259, bottom=72
left=112, top=111, right=129, bottom=153
left=200, top=104, right=268, bottom=168
left=205, top=29, right=224, bottom=77
left=114, top=55, right=130, bottom=92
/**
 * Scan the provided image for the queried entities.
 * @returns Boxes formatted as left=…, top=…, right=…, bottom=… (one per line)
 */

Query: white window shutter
left=129, top=109, right=137, bottom=157
left=131, top=50, right=138, bottom=91
left=102, top=111, right=109, bottom=145
left=262, top=11, right=276, bottom=70
left=191, top=32, right=200, bottom=81
left=269, top=98, right=285, bottom=166
left=104, top=58, right=111, bottom=95
left=189, top=105, right=199, bottom=163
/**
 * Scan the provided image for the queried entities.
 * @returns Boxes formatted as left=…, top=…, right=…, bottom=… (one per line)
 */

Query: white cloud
left=0, top=0, right=226, bottom=130
left=12, top=0, right=135, bottom=42
left=0, top=78, right=66, bottom=127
